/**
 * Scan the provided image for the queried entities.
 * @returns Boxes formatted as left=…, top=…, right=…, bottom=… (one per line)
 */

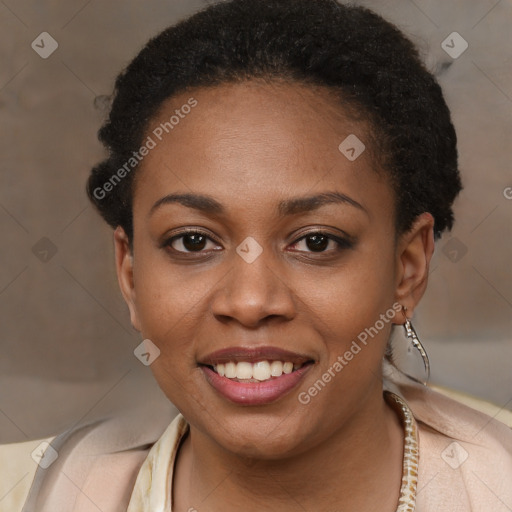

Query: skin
left=114, top=80, right=434, bottom=511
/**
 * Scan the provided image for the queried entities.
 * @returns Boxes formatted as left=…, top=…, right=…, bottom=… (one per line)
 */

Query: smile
left=198, top=346, right=315, bottom=405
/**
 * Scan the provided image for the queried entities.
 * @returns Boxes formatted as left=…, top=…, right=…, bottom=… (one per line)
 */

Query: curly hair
left=87, top=0, right=462, bottom=241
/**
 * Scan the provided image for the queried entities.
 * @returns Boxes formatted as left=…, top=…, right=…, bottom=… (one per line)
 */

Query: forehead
left=132, top=80, right=392, bottom=220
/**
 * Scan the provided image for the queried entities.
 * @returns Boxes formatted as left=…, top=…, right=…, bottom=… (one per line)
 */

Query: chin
left=199, top=403, right=319, bottom=460
left=221, top=427, right=309, bottom=461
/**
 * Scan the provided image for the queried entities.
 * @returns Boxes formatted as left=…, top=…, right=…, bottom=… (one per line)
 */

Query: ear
left=113, top=226, right=141, bottom=332
left=392, top=212, right=435, bottom=323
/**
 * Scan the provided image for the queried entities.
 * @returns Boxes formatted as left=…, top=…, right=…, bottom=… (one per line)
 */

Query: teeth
left=213, top=360, right=300, bottom=381
left=270, top=361, right=283, bottom=376
left=225, top=362, right=237, bottom=378
left=236, top=362, right=253, bottom=380
left=253, top=361, right=271, bottom=381
left=283, top=362, right=293, bottom=374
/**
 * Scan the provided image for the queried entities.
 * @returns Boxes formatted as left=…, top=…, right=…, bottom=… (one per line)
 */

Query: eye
left=162, top=229, right=353, bottom=256
left=165, top=229, right=221, bottom=253
left=288, top=231, right=353, bottom=253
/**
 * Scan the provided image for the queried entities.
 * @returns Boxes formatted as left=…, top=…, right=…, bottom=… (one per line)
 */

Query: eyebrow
left=149, top=191, right=368, bottom=217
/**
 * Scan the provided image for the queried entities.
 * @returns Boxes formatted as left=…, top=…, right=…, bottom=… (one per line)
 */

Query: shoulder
left=0, top=437, right=55, bottom=512
left=71, top=448, right=151, bottom=512
left=395, top=379, right=512, bottom=511
left=21, top=406, right=177, bottom=512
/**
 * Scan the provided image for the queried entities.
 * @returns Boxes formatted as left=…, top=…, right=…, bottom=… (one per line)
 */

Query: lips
left=198, top=346, right=315, bottom=405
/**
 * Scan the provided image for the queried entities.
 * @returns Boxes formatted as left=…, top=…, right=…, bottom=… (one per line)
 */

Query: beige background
left=1, top=0, right=511, bottom=451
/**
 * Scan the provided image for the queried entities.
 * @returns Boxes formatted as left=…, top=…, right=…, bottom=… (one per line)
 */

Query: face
left=115, top=80, right=434, bottom=459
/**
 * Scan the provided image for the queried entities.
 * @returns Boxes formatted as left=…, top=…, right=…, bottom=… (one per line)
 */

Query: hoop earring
left=402, top=307, right=430, bottom=386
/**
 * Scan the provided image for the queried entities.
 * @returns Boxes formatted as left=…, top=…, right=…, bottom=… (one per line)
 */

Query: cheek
left=132, top=257, right=205, bottom=404
left=131, top=246, right=195, bottom=355
left=132, top=238, right=205, bottom=327
left=310, top=247, right=395, bottom=321
left=130, top=243, right=229, bottom=389
left=292, top=256, right=397, bottom=427
left=306, top=245, right=397, bottom=371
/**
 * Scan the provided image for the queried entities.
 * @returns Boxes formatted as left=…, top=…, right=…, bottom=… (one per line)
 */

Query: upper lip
left=198, top=346, right=314, bottom=366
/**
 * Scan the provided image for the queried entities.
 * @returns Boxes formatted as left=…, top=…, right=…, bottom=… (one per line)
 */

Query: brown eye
left=166, top=230, right=220, bottom=253
left=304, top=234, right=329, bottom=252
left=289, top=231, right=353, bottom=254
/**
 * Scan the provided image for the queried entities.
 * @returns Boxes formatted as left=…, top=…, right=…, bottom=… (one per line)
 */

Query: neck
left=173, top=389, right=404, bottom=512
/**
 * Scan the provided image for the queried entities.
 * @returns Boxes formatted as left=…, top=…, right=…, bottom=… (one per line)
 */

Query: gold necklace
left=384, top=390, right=419, bottom=512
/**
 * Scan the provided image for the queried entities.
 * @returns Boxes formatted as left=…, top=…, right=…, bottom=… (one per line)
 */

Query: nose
left=211, top=243, right=297, bottom=328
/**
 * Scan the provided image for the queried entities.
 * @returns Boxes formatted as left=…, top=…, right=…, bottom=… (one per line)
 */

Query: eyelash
left=162, top=228, right=354, bottom=256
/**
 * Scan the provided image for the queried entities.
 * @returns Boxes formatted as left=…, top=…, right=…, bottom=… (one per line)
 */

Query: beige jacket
left=8, top=378, right=512, bottom=512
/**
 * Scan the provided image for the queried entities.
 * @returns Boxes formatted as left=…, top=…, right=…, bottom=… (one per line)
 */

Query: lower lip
left=200, top=364, right=313, bottom=406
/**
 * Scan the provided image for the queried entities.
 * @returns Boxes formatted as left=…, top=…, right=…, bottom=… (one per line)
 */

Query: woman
left=26, top=0, right=512, bottom=510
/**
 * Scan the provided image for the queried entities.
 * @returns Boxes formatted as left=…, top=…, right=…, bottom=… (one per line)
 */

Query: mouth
left=197, top=346, right=315, bottom=405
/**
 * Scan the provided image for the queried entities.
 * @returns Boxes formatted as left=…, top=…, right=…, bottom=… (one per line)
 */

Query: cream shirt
left=16, top=376, right=512, bottom=512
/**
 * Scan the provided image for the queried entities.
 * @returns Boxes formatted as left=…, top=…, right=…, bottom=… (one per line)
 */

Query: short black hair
left=87, top=0, right=462, bottom=241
